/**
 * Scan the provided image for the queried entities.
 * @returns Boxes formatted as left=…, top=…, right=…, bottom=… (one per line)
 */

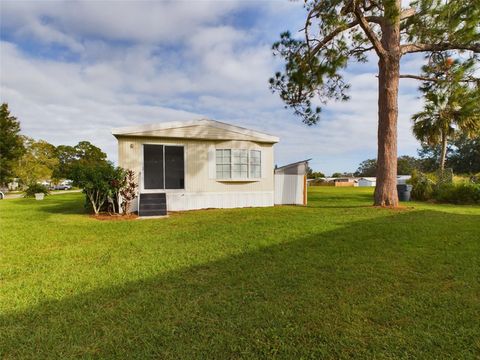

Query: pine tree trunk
left=374, top=8, right=401, bottom=207
left=439, top=132, right=447, bottom=172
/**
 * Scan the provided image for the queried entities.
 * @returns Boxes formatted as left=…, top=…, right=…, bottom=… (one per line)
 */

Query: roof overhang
left=112, top=118, right=279, bottom=143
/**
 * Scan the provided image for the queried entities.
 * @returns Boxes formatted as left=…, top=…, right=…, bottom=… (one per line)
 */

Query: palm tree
left=412, top=56, right=480, bottom=172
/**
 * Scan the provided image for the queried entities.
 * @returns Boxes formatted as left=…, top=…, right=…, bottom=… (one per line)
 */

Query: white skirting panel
left=131, top=191, right=275, bottom=212
left=274, top=174, right=304, bottom=205
left=167, top=191, right=274, bottom=211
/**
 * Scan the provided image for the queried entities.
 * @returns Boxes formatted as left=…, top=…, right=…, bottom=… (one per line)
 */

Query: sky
left=0, top=0, right=425, bottom=175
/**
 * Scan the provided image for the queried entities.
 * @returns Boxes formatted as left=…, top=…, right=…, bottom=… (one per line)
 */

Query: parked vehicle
left=0, top=187, right=7, bottom=199
left=0, top=187, right=8, bottom=200
left=53, top=184, right=72, bottom=190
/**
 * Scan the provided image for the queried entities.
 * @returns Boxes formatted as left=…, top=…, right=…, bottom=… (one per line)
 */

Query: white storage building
left=274, top=159, right=310, bottom=206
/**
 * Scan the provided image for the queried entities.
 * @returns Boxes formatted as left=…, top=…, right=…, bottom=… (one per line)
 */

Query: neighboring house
left=330, top=177, right=357, bottom=187
left=358, top=177, right=376, bottom=187
left=274, top=159, right=311, bottom=206
left=113, top=119, right=279, bottom=215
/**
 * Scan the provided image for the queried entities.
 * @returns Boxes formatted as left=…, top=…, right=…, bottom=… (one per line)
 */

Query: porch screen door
left=143, top=144, right=164, bottom=189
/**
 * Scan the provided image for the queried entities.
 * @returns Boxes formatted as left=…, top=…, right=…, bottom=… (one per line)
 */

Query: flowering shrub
left=120, top=170, right=138, bottom=214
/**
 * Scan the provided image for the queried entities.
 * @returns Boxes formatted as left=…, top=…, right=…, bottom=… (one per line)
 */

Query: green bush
left=434, top=183, right=480, bottom=204
left=409, top=170, right=434, bottom=201
left=409, top=169, right=480, bottom=204
left=24, top=183, right=50, bottom=197
left=70, top=161, right=125, bottom=215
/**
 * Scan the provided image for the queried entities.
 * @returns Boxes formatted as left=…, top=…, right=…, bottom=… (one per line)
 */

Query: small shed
left=274, top=159, right=311, bottom=206
left=358, top=177, right=377, bottom=187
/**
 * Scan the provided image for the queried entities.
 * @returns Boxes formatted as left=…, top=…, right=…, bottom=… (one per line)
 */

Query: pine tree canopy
left=269, top=0, right=480, bottom=124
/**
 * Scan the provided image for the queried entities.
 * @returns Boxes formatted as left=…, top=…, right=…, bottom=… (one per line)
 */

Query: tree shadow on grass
left=1, top=211, right=479, bottom=359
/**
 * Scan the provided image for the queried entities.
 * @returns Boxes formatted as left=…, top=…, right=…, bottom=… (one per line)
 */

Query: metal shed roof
left=275, top=159, right=311, bottom=175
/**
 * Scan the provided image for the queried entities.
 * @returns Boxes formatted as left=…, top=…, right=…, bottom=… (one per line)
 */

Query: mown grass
left=0, top=187, right=479, bottom=359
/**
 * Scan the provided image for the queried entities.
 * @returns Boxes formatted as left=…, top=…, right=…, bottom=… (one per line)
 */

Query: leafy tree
left=397, top=155, right=421, bottom=175
left=418, top=135, right=480, bottom=173
left=331, top=172, right=354, bottom=178
left=52, top=145, right=77, bottom=181
left=0, top=103, right=24, bottom=186
left=70, top=161, right=124, bottom=215
left=412, top=55, right=480, bottom=172
left=307, top=166, right=325, bottom=179
left=270, top=0, right=480, bottom=206
left=14, top=138, right=58, bottom=185
left=447, top=135, right=480, bottom=174
left=74, top=141, right=107, bottom=165
left=417, top=143, right=445, bottom=172
left=354, top=159, right=377, bottom=177
left=53, top=141, right=108, bottom=180
left=355, top=156, right=422, bottom=176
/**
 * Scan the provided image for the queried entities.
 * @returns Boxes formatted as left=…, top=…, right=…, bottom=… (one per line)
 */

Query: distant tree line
left=354, top=156, right=421, bottom=177
left=0, top=102, right=108, bottom=187
left=0, top=103, right=138, bottom=215
left=353, top=136, right=480, bottom=178
left=309, top=136, right=480, bottom=179
left=306, top=166, right=325, bottom=179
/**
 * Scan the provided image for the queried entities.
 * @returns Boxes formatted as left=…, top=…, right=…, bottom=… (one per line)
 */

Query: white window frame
left=215, top=149, right=232, bottom=180
left=249, top=149, right=261, bottom=179
left=215, top=148, right=261, bottom=180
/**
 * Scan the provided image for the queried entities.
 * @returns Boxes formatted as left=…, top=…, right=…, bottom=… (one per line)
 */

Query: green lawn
left=1, top=187, right=479, bottom=359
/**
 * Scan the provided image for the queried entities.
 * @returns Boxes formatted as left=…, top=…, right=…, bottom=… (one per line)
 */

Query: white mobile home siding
left=117, top=136, right=275, bottom=211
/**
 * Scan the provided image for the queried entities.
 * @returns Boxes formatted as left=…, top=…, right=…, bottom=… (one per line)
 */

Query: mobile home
left=113, top=119, right=279, bottom=216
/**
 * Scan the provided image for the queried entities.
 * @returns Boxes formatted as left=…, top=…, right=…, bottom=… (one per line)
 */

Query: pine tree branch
left=354, top=6, right=387, bottom=58
left=309, top=16, right=384, bottom=58
left=399, top=74, right=439, bottom=81
left=400, top=8, right=415, bottom=20
left=351, top=45, right=375, bottom=55
left=401, top=42, right=480, bottom=55
left=400, top=74, right=480, bottom=83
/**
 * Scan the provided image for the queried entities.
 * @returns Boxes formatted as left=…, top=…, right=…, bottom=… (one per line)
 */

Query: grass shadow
left=1, top=210, right=479, bottom=359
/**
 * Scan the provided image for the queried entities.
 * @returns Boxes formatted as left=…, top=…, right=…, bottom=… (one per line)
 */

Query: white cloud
left=0, top=0, right=427, bottom=175
left=0, top=1, right=241, bottom=44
